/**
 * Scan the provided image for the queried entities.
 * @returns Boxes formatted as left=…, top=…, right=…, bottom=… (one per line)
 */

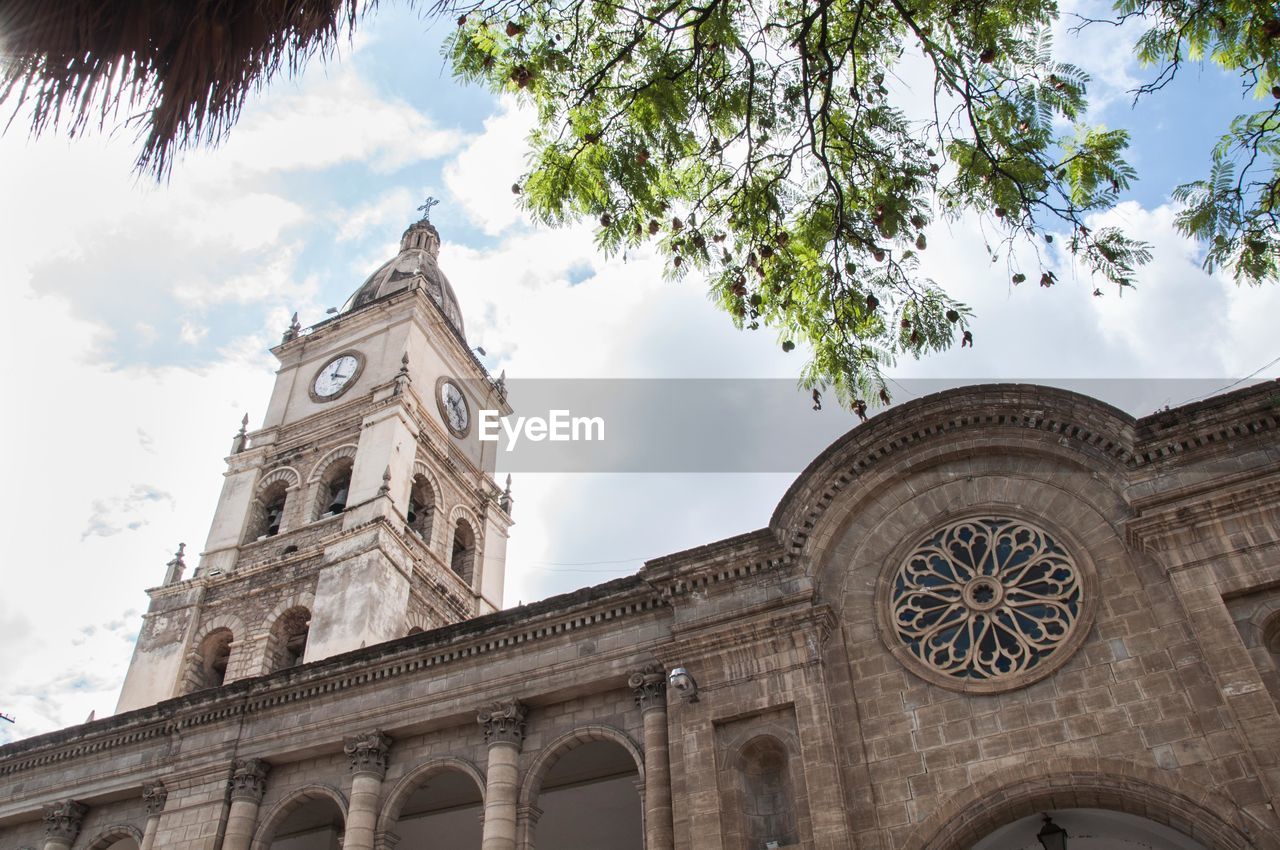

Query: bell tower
left=116, top=212, right=514, bottom=713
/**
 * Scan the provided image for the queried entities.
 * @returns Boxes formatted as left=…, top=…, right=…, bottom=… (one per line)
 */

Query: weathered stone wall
left=4, top=383, right=1280, bottom=850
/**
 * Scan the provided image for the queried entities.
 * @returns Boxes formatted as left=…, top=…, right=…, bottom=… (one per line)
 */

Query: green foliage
left=439, top=0, right=1240, bottom=407
left=1110, top=0, right=1279, bottom=285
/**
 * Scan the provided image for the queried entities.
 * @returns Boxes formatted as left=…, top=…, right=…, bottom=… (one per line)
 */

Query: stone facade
left=3, top=380, right=1279, bottom=849
left=4, top=220, right=1280, bottom=849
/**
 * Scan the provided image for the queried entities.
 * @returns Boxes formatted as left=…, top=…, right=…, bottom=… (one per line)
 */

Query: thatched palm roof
left=0, top=0, right=391, bottom=176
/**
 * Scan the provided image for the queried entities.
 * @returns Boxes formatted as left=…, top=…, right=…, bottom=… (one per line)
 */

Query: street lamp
left=1037, top=814, right=1068, bottom=850
left=668, top=667, right=699, bottom=703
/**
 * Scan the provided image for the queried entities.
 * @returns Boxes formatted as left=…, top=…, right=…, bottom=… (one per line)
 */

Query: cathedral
left=3, top=214, right=1280, bottom=850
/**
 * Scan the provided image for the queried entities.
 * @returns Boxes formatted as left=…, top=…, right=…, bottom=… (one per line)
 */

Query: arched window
left=737, top=736, right=798, bottom=850
left=316, top=458, right=353, bottom=519
left=246, top=480, right=289, bottom=541
left=191, top=628, right=233, bottom=692
left=451, top=518, right=476, bottom=584
left=407, top=474, right=436, bottom=542
left=268, top=607, right=311, bottom=672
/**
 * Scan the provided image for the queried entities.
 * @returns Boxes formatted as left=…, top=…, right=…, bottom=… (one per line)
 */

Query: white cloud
left=188, top=67, right=465, bottom=178
left=442, top=96, right=536, bottom=235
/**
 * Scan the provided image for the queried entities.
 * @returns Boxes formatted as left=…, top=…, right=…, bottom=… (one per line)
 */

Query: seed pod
left=1044, top=233, right=1054, bottom=244
left=915, top=233, right=927, bottom=250
left=511, top=183, right=522, bottom=194
left=979, top=47, right=996, bottom=64
left=994, top=207, right=1006, bottom=218
left=1012, top=273, right=1026, bottom=284
left=873, top=249, right=886, bottom=262
left=672, top=217, right=683, bottom=231
left=584, top=132, right=600, bottom=144
left=910, top=214, right=925, bottom=228
left=673, top=255, right=683, bottom=268
left=945, top=309, right=959, bottom=323
left=457, top=14, right=467, bottom=25
left=505, top=21, right=523, bottom=36
left=782, top=340, right=795, bottom=352
left=648, top=219, right=660, bottom=235
left=636, top=149, right=650, bottom=165
left=600, top=213, right=613, bottom=227
left=867, top=293, right=880, bottom=312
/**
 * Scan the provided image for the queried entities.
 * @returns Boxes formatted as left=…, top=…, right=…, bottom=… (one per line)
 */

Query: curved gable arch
left=410, top=461, right=444, bottom=507
left=376, top=756, right=486, bottom=835
left=307, top=445, right=358, bottom=484
left=249, top=783, right=348, bottom=850
left=193, top=613, right=248, bottom=646
left=447, top=503, right=482, bottom=534
left=258, top=466, right=301, bottom=491
left=770, top=384, right=1138, bottom=560
left=518, top=724, right=645, bottom=809
left=83, top=824, right=144, bottom=849
left=904, top=755, right=1279, bottom=850
left=262, top=592, right=315, bottom=630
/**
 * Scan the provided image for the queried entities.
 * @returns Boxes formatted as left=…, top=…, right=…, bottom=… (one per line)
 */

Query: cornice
left=1127, top=469, right=1280, bottom=553
left=0, top=576, right=666, bottom=775
left=771, top=382, right=1280, bottom=557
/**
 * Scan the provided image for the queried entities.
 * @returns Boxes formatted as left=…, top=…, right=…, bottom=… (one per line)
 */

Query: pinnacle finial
left=417, top=197, right=440, bottom=221
left=499, top=474, right=514, bottom=515
left=378, top=465, right=393, bottom=496
left=282, top=311, right=302, bottom=343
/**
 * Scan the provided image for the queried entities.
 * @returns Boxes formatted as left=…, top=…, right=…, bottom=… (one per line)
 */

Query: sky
left=1, top=0, right=1278, bottom=743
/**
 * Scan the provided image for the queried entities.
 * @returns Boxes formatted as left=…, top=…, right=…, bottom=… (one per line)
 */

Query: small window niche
left=268, top=607, right=311, bottom=672
left=407, top=474, right=436, bottom=543
left=451, top=518, right=477, bottom=585
left=316, top=459, right=353, bottom=519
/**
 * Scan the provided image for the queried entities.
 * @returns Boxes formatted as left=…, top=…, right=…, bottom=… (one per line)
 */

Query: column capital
left=344, top=730, right=393, bottom=779
left=628, top=664, right=668, bottom=714
left=42, top=799, right=88, bottom=842
left=229, top=758, right=271, bottom=803
left=143, top=781, right=168, bottom=816
left=477, top=697, right=527, bottom=748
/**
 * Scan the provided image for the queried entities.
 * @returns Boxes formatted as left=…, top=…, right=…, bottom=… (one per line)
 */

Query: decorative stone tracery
left=143, top=781, right=168, bottom=815
left=629, top=664, right=667, bottom=713
left=42, top=799, right=87, bottom=843
left=344, top=730, right=393, bottom=779
left=889, top=516, right=1083, bottom=688
left=229, top=758, right=271, bottom=803
left=477, top=698, right=527, bottom=747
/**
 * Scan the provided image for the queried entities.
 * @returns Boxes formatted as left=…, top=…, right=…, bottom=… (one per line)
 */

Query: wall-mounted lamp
left=1037, top=814, right=1068, bottom=850
left=668, top=667, right=699, bottom=703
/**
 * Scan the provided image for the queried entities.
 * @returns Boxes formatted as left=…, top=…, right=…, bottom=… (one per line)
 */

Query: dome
left=342, top=219, right=466, bottom=337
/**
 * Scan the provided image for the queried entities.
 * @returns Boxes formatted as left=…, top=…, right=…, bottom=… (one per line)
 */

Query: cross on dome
left=417, top=197, right=440, bottom=221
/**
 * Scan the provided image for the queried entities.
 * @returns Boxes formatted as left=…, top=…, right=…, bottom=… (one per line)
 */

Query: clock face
left=313, top=354, right=361, bottom=399
left=439, top=379, right=470, bottom=436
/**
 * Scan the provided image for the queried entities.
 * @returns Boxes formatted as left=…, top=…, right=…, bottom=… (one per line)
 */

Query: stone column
left=343, top=730, right=393, bottom=850
left=630, top=666, right=674, bottom=850
left=478, top=698, right=527, bottom=850
left=41, top=800, right=87, bottom=850
left=140, top=781, right=168, bottom=850
left=223, top=758, right=270, bottom=850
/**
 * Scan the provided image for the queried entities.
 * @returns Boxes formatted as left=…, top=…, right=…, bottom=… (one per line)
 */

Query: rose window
left=890, top=517, right=1082, bottom=682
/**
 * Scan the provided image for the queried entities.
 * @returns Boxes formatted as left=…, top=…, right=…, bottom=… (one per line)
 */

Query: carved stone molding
left=477, top=698, right=527, bottom=748
left=143, top=781, right=168, bottom=816
left=628, top=664, right=668, bottom=714
left=42, top=799, right=88, bottom=841
left=344, top=730, right=393, bottom=779
left=229, top=758, right=271, bottom=803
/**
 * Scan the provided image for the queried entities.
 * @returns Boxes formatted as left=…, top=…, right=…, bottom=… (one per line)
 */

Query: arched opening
left=267, top=607, right=311, bottom=672
left=907, top=760, right=1275, bottom=850
left=247, top=481, right=290, bottom=541
left=450, top=518, right=476, bottom=584
left=535, top=739, right=642, bottom=849
left=316, top=459, right=352, bottom=520
left=189, top=628, right=233, bottom=692
left=264, top=793, right=345, bottom=850
left=407, top=626, right=425, bottom=636
left=386, top=768, right=484, bottom=849
left=973, top=808, right=1212, bottom=850
left=1261, top=611, right=1280, bottom=705
left=84, top=827, right=144, bottom=850
left=735, top=735, right=798, bottom=850
left=407, top=474, right=435, bottom=543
